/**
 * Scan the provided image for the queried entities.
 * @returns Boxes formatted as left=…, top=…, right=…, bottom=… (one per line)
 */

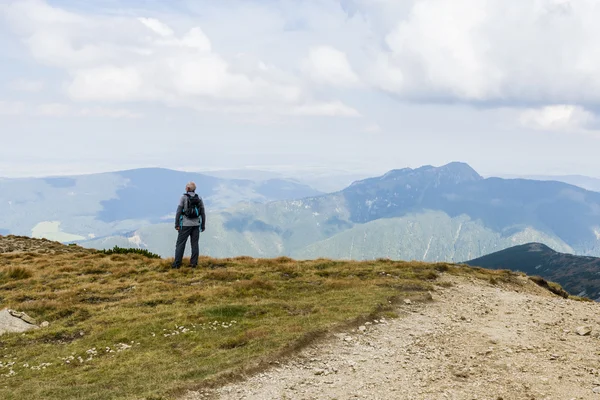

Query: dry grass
left=0, top=239, right=563, bottom=400
left=1, top=266, right=33, bottom=281
left=528, top=275, right=570, bottom=298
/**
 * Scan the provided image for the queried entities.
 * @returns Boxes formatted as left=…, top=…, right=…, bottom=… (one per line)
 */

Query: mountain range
left=81, top=162, right=600, bottom=262
left=466, top=242, right=600, bottom=300
left=199, top=168, right=370, bottom=193
left=0, top=168, right=320, bottom=242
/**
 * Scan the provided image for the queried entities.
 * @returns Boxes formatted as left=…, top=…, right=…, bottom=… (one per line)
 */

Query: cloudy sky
left=0, top=0, right=597, bottom=178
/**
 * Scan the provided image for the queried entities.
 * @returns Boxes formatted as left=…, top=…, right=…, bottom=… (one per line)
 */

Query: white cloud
left=369, top=55, right=404, bottom=92
left=2, top=0, right=355, bottom=118
left=0, top=101, right=25, bottom=115
left=519, top=105, right=595, bottom=132
left=303, top=46, right=360, bottom=87
left=290, top=101, right=361, bottom=117
left=79, top=107, right=141, bottom=119
left=68, top=66, right=146, bottom=102
left=37, top=103, right=71, bottom=117
left=137, top=17, right=174, bottom=37
left=365, top=123, right=382, bottom=133
left=371, top=0, right=600, bottom=105
left=178, top=27, right=212, bottom=52
left=0, top=101, right=126, bottom=118
left=9, top=79, right=44, bottom=92
left=6, top=0, right=600, bottom=126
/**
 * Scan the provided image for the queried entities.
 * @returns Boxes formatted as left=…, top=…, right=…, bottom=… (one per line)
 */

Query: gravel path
left=185, top=275, right=600, bottom=400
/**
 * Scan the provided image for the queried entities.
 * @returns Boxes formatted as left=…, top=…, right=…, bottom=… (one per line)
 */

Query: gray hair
left=186, top=181, right=196, bottom=192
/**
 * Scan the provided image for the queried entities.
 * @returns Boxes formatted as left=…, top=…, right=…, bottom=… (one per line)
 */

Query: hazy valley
left=74, top=162, right=600, bottom=264
left=0, top=168, right=321, bottom=242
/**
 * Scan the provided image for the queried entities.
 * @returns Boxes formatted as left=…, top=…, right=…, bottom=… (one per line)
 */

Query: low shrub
left=99, top=246, right=161, bottom=259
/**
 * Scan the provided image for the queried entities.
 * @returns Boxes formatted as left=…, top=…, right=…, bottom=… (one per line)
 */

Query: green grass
left=99, top=246, right=161, bottom=259
left=0, top=247, right=544, bottom=400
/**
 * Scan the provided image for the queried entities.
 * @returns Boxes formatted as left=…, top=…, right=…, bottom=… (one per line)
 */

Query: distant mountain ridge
left=96, top=168, right=321, bottom=223
left=0, top=168, right=321, bottom=241
left=343, top=162, right=484, bottom=224
left=500, top=174, right=600, bottom=193
left=83, top=162, right=600, bottom=263
left=340, top=162, right=600, bottom=252
left=200, top=168, right=371, bottom=193
left=465, top=243, right=600, bottom=300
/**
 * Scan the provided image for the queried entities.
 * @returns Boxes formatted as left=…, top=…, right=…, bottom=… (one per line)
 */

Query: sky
left=0, top=0, right=598, bottom=178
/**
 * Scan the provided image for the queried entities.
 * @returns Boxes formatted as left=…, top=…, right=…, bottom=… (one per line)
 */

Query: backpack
left=183, top=193, right=202, bottom=218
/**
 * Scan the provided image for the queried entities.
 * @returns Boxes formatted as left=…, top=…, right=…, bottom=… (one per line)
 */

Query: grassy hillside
left=0, top=236, right=556, bottom=400
left=291, top=212, right=573, bottom=262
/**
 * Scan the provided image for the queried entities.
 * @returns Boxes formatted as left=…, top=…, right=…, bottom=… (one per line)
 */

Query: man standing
left=172, top=181, right=206, bottom=269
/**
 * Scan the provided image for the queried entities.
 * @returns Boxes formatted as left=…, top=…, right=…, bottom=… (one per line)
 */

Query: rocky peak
left=347, top=162, right=482, bottom=191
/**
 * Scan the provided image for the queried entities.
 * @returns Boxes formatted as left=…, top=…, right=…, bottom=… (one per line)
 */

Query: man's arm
left=199, top=198, right=206, bottom=231
left=174, top=196, right=185, bottom=229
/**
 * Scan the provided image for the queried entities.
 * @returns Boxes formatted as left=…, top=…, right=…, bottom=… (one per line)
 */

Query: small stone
left=576, top=326, right=592, bottom=336
left=593, top=386, right=600, bottom=394
left=344, top=336, right=353, bottom=342
left=40, top=321, right=49, bottom=328
left=404, top=299, right=412, bottom=305
left=358, top=326, right=366, bottom=332
left=314, top=368, right=325, bottom=375
left=453, top=369, right=469, bottom=378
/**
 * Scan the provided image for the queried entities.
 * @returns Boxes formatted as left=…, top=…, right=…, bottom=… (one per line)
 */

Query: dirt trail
left=185, top=275, right=600, bottom=400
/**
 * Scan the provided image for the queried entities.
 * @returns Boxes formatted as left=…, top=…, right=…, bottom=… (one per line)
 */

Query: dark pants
left=173, top=226, right=200, bottom=268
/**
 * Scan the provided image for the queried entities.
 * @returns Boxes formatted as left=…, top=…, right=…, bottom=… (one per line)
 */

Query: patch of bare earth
left=185, top=275, right=600, bottom=400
